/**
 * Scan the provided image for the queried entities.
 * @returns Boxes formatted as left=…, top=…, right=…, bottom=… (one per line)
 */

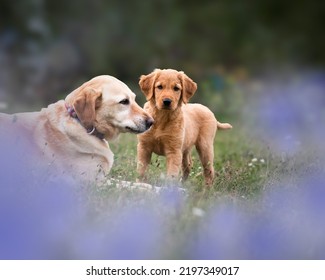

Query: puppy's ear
left=72, top=88, right=102, bottom=130
left=180, top=72, right=197, bottom=103
left=139, top=70, right=159, bottom=101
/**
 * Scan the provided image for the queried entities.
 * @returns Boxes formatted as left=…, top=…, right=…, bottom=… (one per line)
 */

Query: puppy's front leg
left=166, top=150, right=182, bottom=179
left=137, top=142, right=152, bottom=180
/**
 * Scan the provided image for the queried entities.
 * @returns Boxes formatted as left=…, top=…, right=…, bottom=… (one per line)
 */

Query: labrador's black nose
left=145, top=117, right=154, bottom=130
left=163, top=98, right=172, bottom=107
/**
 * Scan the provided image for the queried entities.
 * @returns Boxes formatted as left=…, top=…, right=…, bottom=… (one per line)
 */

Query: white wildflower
left=192, top=207, right=205, bottom=217
left=260, top=159, right=265, bottom=164
left=252, top=158, right=258, bottom=162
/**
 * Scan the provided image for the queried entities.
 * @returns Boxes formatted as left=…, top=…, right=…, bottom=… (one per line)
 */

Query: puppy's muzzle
left=163, top=98, right=172, bottom=108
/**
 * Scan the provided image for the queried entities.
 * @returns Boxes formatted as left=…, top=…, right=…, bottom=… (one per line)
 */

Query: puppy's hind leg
left=196, top=139, right=215, bottom=186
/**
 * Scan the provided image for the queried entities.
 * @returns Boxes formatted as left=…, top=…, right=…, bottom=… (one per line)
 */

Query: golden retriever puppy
left=0, top=75, right=153, bottom=183
left=137, top=69, right=232, bottom=186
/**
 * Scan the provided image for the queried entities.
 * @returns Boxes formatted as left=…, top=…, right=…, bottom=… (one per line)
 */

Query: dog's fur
left=137, top=69, right=232, bottom=186
left=0, top=75, right=153, bottom=183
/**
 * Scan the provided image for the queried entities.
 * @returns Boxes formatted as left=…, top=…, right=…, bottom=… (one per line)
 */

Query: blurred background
left=1, top=0, right=324, bottom=113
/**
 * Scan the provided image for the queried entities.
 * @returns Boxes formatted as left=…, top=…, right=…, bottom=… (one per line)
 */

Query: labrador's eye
left=157, top=85, right=163, bottom=90
left=174, top=86, right=180, bottom=91
left=119, top=99, right=129, bottom=105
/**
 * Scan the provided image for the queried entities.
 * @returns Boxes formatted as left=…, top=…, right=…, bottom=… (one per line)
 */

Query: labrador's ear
left=72, top=87, right=102, bottom=130
left=180, top=72, right=197, bottom=103
left=139, top=69, right=160, bottom=101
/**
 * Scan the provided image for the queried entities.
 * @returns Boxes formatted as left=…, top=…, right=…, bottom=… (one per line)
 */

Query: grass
left=84, top=119, right=292, bottom=259
left=98, top=119, right=277, bottom=213
left=87, top=118, right=323, bottom=259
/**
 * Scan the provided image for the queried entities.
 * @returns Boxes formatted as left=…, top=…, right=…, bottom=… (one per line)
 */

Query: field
left=1, top=73, right=324, bottom=260
left=83, top=74, right=325, bottom=259
left=109, top=126, right=269, bottom=197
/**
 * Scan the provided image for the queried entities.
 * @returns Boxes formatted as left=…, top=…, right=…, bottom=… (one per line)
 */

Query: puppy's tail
left=217, top=121, right=233, bottom=130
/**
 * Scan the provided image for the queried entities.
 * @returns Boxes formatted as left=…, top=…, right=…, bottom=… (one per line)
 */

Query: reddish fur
left=137, top=69, right=232, bottom=186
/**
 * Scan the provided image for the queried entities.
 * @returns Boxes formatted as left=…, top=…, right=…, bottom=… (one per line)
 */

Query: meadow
left=81, top=72, right=325, bottom=259
left=1, top=72, right=324, bottom=260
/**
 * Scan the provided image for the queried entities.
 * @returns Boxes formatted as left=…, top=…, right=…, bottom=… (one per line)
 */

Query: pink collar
left=65, top=103, right=105, bottom=140
left=65, top=103, right=78, bottom=118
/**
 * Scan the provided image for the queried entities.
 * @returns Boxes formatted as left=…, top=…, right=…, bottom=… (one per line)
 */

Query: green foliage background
left=1, top=0, right=324, bottom=107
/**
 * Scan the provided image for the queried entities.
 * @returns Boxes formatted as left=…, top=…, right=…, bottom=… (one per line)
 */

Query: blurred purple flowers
left=257, top=72, right=325, bottom=154
left=191, top=175, right=325, bottom=259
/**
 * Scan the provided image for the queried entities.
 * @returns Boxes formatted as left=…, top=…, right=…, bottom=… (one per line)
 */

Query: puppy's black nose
left=145, top=117, right=154, bottom=130
left=163, top=98, right=172, bottom=107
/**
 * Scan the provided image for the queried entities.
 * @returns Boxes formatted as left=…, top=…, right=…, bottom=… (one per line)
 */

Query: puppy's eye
left=174, top=86, right=180, bottom=91
left=119, top=99, right=129, bottom=105
left=157, top=85, right=163, bottom=90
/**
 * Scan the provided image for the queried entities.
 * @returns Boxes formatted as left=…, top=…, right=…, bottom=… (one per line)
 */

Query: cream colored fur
left=0, top=75, right=153, bottom=183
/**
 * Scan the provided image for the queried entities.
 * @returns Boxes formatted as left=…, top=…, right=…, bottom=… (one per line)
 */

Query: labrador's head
left=65, top=75, right=153, bottom=140
left=139, top=69, right=197, bottom=111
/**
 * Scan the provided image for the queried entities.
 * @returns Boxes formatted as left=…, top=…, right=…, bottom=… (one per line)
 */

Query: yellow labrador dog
left=0, top=75, right=153, bottom=183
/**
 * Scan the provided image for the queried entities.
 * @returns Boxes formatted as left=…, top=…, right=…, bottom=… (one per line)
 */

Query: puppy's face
left=139, top=69, right=197, bottom=111
left=153, top=70, right=183, bottom=111
left=65, top=75, right=153, bottom=139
